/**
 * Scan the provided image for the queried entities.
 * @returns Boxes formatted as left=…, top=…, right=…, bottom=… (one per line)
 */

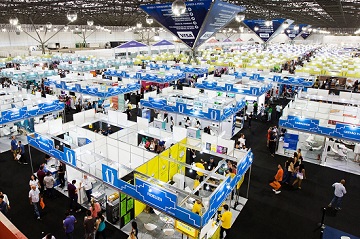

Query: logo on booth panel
left=177, top=31, right=195, bottom=39
left=209, top=109, right=218, bottom=120
left=200, top=31, right=214, bottom=39
left=177, top=103, right=185, bottom=114
left=225, top=84, right=233, bottom=92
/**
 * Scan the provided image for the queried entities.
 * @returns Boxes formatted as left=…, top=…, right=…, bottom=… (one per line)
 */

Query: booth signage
left=101, top=164, right=201, bottom=228
left=202, top=176, right=231, bottom=225
left=27, top=133, right=77, bottom=167
left=243, top=19, right=287, bottom=42
left=284, top=24, right=308, bottom=40
left=280, top=117, right=360, bottom=143
left=44, top=80, right=140, bottom=98
left=195, top=81, right=272, bottom=97
left=283, top=133, right=299, bottom=150
left=194, top=0, right=245, bottom=48
left=175, top=220, right=198, bottom=238
left=140, top=0, right=212, bottom=48
left=300, top=31, right=312, bottom=40
left=135, top=178, right=177, bottom=215
left=0, top=100, right=64, bottom=125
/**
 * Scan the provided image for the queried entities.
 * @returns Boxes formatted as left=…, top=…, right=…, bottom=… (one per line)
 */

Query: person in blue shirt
left=17, top=141, right=28, bottom=165
left=10, top=136, right=18, bottom=160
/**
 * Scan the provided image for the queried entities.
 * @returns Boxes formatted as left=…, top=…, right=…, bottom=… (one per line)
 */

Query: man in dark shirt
left=18, top=141, right=28, bottom=165
left=68, top=180, right=81, bottom=213
left=37, top=165, right=46, bottom=193
left=0, top=195, right=8, bottom=216
left=10, top=136, right=18, bottom=160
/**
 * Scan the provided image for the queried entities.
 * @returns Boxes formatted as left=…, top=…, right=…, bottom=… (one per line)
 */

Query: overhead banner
left=284, top=24, right=308, bottom=40
left=140, top=0, right=245, bottom=49
left=243, top=19, right=291, bottom=43
left=27, top=133, right=77, bottom=167
left=140, top=0, right=212, bottom=49
left=194, top=0, right=245, bottom=48
left=300, top=31, right=312, bottom=40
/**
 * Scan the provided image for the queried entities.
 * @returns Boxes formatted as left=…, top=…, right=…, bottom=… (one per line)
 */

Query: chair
left=329, top=145, right=347, bottom=161
left=144, top=223, right=157, bottom=232
left=163, top=229, right=175, bottom=236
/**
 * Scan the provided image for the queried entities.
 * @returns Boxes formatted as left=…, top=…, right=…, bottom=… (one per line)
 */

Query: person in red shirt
left=269, top=164, right=283, bottom=194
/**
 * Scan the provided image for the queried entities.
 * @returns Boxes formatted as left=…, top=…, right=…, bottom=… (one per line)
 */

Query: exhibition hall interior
left=0, top=0, right=359, bottom=239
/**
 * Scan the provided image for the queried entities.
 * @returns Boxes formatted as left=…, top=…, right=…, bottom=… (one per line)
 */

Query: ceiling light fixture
left=96, top=25, right=101, bottom=30
left=235, top=13, right=245, bottom=22
left=136, top=22, right=142, bottom=28
left=46, top=22, right=52, bottom=29
left=67, top=11, right=77, bottom=22
left=146, top=17, right=154, bottom=25
left=282, top=21, right=289, bottom=28
left=87, top=20, right=94, bottom=26
left=265, top=20, right=272, bottom=27
left=9, top=17, right=19, bottom=26
left=172, top=0, right=186, bottom=16
left=293, top=25, right=299, bottom=31
left=254, top=26, right=259, bottom=31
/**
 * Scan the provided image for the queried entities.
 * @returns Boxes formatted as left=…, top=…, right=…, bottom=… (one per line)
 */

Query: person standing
left=37, top=165, right=46, bottom=193
left=17, top=141, right=28, bottom=164
left=268, top=132, right=277, bottom=157
left=238, top=134, right=246, bottom=148
left=0, top=190, right=10, bottom=211
left=328, top=179, right=347, bottom=210
left=95, top=212, right=106, bottom=239
left=43, top=172, right=55, bottom=199
left=194, top=160, right=205, bottom=182
left=220, top=204, right=232, bottom=239
left=89, top=199, right=101, bottom=218
left=253, top=102, right=258, bottom=119
left=84, top=210, right=96, bottom=239
left=275, top=104, right=282, bottom=120
left=81, top=175, right=93, bottom=204
left=10, top=136, right=18, bottom=160
left=63, top=211, right=77, bottom=239
left=68, top=180, right=81, bottom=213
left=29, top=185, right=41, bottom=220
left=58, top=162, right=66, bottom=189
left=270, top=164, right=283, bottom=194
left=267, top=106, right=273, bottom=121
left=0, top=195, right=9, bottom=217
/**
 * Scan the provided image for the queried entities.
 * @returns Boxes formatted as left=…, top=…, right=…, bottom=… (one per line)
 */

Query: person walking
left=63, top=211, right=77, bottom=239
left=270, top=164, right=283, bottom=194
left=131, top=221, right=138, bottom=239
left=84, top=210, right=96, bottom=239
left=29, top=175, right=40, bottom=189
left=95, top=212, right=106, bottom=239
left=68, top=180, right=81, bottom=213
left=43, top=172, right=55, bottom=199
left=81, top=175, right=93, bottom=204
left=29, top=185, right=41, bottom=220
left=328, top=179, right=347, bottom=210
left=267, top=106, right=273, bottom=121
left=220, top=204, right=232, bottom=239
left=248, top=112, right=253, bottom=128
left=17, top=141, right=28, bottom=164
left=10, top=136, right=18, bottom=160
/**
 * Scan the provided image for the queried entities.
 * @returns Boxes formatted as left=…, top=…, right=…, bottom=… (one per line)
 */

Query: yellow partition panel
left=159, top=157, right=170, bottom=182
left=136, top=163, right=147, bottom=175
left=146, top=156, right=159, bottom=179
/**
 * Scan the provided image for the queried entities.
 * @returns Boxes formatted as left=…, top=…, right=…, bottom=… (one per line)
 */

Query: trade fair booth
left=114, top=40, right=149, bottom=60
left=0, top=90, right=64, bottom=151
left=140, top=87, right=246, bottom=139
left=26, top=102, right=254, bottom=238
left=194, top=74, right=272, bottom=117
left=277, top=96, right=360, bottom=175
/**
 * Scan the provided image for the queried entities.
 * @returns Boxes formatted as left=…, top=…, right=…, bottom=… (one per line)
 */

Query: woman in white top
left=29, top=175, right=40, bottom=189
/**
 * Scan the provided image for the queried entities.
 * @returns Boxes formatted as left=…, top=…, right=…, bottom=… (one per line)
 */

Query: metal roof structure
left=0, top=0, right=359, bottom=29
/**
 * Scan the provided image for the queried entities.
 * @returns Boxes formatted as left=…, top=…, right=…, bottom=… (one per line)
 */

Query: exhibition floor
left=0, top=110, right=359, bottom=239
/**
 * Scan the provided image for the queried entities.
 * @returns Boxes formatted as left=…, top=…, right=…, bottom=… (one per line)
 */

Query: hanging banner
left=300, top=31, right=312, bottom=40
left=140, top=0, right=212, bottom=49
left=284, top=24, right=308, bottom=40
left=243, top=19, right=290, bottom=43
left=194, top=0, right=245, bottom=48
